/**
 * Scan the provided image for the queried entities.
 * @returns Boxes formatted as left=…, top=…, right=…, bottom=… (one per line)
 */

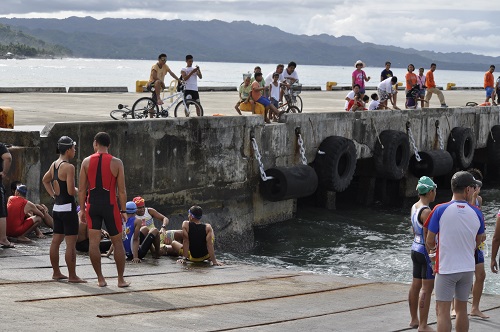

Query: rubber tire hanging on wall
left=374, top=130, right=410, bottom=180
left=447, top=127, right=475, bottom=169
left=259, top=165, right=318, bottom=202
left=313, top=136, right=357, bottom=192
left=409, top=150, right=454, bottom=177
left=487, top=125, right=500, bottom=166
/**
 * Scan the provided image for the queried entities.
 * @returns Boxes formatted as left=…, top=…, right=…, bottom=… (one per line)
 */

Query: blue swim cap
left=125, top=201, right=137, bottom=214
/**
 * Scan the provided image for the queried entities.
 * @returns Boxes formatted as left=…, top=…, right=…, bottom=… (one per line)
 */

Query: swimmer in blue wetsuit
left=408, top=176, right=437, bottom=331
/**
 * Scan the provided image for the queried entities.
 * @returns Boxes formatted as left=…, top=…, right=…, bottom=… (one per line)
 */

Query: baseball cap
left=125, top=201, right=137, bottom=214
left=451, top=171, right=482, bottom=189
left=132, top=196, right=145, bottom=207
left=56, top=136, right=76, bottom=154
left=416, top=176, right=437, bottom=195
left=16, top=184, right=28, bottom=196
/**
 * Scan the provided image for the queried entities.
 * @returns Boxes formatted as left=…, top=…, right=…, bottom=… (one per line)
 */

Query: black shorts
left=127, top=233, right=156, bottom=260
left=411, top=250, right=434, bottom=280
left=86, top=204, right=121, bottom=237
left=0, top=184, right=7, bottom=218
left=53, top=209, right=79, bottom=236
left=184, top=90, right=200, bottom=102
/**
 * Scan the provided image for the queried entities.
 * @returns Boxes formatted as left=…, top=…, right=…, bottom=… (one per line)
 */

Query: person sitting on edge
left=75, top=205, right=112, bottom=253
left=103, top=201, right=161, bottom=263
left=234, top=75, right=252, bottom=115
left=251, top=72, right=281, bottom=123
left=345, top=84, right=360, bottom=110
left=6, top=184, right=53, bottom=242
left=378, top=76, right=399, bottom=109
left=147, top=53, right=180, bottom=109
left=132, top=196, right=170, bottom=232
left=346, top=93, right=365, bottom=112
left=368, top=93, right=382, bottom=110
left=177, top=205, right=223, bottom=266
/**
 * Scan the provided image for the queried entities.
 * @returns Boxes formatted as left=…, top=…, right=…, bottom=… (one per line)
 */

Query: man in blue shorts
left=251, top=72, right=282, bottom=123
left=425, top=171, right=485, bottom=332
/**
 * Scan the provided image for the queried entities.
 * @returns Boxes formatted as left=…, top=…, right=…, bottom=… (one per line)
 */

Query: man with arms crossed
left=148, top=53, right=180, bottom=109
left=78, top=132, right=130, bottom=288
left=425, top=171, right=484, bottom=332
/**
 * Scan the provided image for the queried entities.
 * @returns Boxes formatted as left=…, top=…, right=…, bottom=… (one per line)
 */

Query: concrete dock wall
left=0, top=105, right=498, bottom=250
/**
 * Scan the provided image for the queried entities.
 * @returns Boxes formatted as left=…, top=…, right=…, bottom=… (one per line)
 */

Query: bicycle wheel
left=174, top=100, right=204, bottom=117
left=286, top=105, right=300, bottom=114
left=132, top=97, right=158, bottom=119
left=110, top=109, right=128, bottom=120
left=290, top=95, right=303, bottom=113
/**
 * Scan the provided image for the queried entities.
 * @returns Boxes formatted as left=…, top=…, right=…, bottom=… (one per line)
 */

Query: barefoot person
left=78, top=132, right=130, bottom=288
left=0, top=142, right=14, bottom=248
left=42, top=136, right=85, bottom=282
left=408, top=176, right=436, bottom=331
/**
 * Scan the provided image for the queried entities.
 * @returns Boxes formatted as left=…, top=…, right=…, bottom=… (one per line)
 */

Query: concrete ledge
left=68, top=86, right=128, bottom=93
left=0, top=87, right=67, bottom=93
left=199, top=86, right=237, bottom=92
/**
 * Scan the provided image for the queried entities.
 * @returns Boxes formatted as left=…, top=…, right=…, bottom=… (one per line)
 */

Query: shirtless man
left=177, top=205, right=222, bottom=266
left=0, top=142, right=14, bottom=248
left=148, top=53, right=180, bottom=109
left=78, top=132, right=129, bottom=287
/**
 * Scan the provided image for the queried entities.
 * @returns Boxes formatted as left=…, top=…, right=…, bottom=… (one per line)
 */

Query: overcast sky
left=2, top=0, right=499, bottom=57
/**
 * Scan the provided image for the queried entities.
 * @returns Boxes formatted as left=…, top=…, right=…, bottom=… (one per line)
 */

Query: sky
left=1, top=0, right=500, bottom=57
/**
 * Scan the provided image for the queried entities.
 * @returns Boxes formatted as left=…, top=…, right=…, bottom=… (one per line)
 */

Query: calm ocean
left=3, top=57, right=499, bottom=296
left=0, top=58, right=488, bottom=91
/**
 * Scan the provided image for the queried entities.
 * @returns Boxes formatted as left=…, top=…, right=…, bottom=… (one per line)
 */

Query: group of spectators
left=0, top=132, right=221, bottom=288
left=346, top=61, right=449, bottom=112
left=234, top=62, right=299, bottom=123
left=408, top=169, right=500, bottom=331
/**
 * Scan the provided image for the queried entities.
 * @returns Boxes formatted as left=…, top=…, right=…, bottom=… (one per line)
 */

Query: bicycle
left=131, top=81, right=204, bottom=119
left=283, top=82, right=303, bottom=113
left=110, top=103, right=147, bottom=120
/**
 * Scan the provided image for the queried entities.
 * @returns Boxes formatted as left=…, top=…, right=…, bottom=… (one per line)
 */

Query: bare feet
left=118, top=280, right=131, bottom=288
left=52, top=273, right=68, bottom=280
left=418, top=325, right=435, bottom=332
left=97, top=278, right=107, bottom=287
left=0, top=241, right=15, bottom=248
left=17, top=236, right=32, bottom=243
left=470, top=308, right=489, bottom=319
left=68, top=277, right=87, bottom=283
left=234, top=106, right=242, bottom=115
left=409, top=320, right=419, bottom=329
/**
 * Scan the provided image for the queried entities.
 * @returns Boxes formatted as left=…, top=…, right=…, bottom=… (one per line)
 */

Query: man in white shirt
left=377, top=77, right=399, bottom=109
left=181, top=54, right=203, bottom=106
left=283, top=61, right=299, bottom=84
left=265, top=64, right=285, bottom=86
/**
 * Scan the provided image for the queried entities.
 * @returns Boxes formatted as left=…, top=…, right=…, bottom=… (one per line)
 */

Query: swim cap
left=416, top=176, right=437, bottom=195
left=132, top=196, right=145, bottom=207
left=16, top=184, right=28, bottom=196
left=56, top=136, right=76, bottom=154
left=125, top=201, right=137, bottom=214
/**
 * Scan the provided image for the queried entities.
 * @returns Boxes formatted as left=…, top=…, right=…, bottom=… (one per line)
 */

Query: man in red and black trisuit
left=78, top=132, right=130, bottom=288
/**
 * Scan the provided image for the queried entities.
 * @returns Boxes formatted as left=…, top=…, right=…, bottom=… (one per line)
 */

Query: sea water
left=0, top=58, right=488, bottom=91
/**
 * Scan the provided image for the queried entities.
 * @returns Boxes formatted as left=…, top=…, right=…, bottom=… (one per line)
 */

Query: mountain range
left=0, top=16, right=498, bottom=71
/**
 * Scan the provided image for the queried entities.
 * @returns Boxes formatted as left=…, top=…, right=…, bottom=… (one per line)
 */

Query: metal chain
left=407, top=127, right=422, bottom=162
left=371, top=118, right=383, bottom=149
left=436, top=124, right=444, bottom=150
left=251, top=138, right=273, bottom=181
left=297, top=134, right=307, bottom=165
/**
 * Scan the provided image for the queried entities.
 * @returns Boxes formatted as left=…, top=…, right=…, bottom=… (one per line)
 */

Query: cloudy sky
left=2, top=0, right=499, bottom=57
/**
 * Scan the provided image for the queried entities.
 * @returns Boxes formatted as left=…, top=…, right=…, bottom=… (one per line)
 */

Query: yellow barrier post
left=0, top=107, right=14, bottom=129
left=136, top=80, right=148, bottom=93
left=326, top=81, right=337, bottom=91
left=446, top=83, right=456, bottom=90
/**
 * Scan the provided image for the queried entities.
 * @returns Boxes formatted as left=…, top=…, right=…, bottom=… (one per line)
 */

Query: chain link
left=251, top=138, right=273, bottom=181
left=436, top=125, right=444, bottom=150
left=407, top=127, right=422, bottom=162
left=297, top=134, right=307, bottom=165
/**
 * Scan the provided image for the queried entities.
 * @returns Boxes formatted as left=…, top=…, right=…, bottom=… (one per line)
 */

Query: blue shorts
left=257, top=96, right=270, bottom=107
left=359, top=87, right=366, bottom=94
left=475, top=249, right=484, bottom=264
left=419, top=89, right=426, bottom=97
left=486, top=86, right=494, bottom=97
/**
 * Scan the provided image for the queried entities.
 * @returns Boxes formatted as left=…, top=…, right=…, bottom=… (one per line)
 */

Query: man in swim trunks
left=78, top=132, right=130, bottom=288
left=0, top=142, right=14, bottom=248
left=425, top=171, right=484, bottom=331
left=177, top=205, right=222, bottom=266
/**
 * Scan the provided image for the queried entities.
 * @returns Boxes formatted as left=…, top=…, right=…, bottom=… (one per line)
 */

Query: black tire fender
left=374, top=130, right=410, bottom=180
left=409, top=150, right=454, bottom=177
left=447, top=127, right=475, bottom=169
left=487, top=125, right=500, bottom=166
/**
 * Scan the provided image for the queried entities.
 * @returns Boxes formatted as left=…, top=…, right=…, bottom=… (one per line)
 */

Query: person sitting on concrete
left=103, top=201, right=160, bottom=263
left=177, top=205, right=223, bottom=266
left=346, top=93, right=365, bottom=112
left=251, top=72, right=282, bottom=123
left=234, top=76, right=252, bottom=115
left=6, top=185, right=53, bottom=242
left=344, top=84, right=360, bottom=110
left=132, top=196, right=170, bottom=232
left=368, top=93, right=383, bottom=110
left=75, top=205, right=111, bottom=253
left=159, top=229, right=184, bottom=256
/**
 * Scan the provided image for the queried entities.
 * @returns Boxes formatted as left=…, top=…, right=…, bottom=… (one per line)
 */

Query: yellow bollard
left=0, top=106, right=14, bottom=129
left=136, top=80, right=148, bottom=93
left=326, top=81, right=337, bottom=91
left=446, top=83, right=456, bottom=90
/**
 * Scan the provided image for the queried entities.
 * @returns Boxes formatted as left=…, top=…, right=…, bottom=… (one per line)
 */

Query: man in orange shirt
left=424, top=63, right=448, bottom=108
left=484, top=65, right=496, bottom=105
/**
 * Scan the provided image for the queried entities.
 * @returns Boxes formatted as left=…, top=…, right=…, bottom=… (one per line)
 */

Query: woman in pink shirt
left=352, top=60, right=371, bottom=98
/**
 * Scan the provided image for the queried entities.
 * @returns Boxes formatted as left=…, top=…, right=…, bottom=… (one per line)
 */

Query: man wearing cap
left=42, top=135, right=85, bottom=283
left=103, top=201, right=160, bottom=262
left=6, top=185, right=54, bottom=242
left=178, top=205, right=222, bottom=266
left=408, top=176, right=436, bottom=331
left=78, top=132, right=129, bottom=287
left=425, top=171, right=485, bottom=332
left=0, top=142, right=13, bottom=248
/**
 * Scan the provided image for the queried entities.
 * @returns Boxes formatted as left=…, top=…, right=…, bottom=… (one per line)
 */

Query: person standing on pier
left=484, top=65, right=497, bottom=106
left=408, top=176, right=436, bottom=331
left=0, top=142, right=13, bottom=248
left=78, top=132, right=130, bottom=288
left=424, top=63, right=448, bottom=108
left=352, top=60, right=370, bottom=99
left=181, top=54, right=203, bottom=115
left=425, top=171, right=484, bottom=332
